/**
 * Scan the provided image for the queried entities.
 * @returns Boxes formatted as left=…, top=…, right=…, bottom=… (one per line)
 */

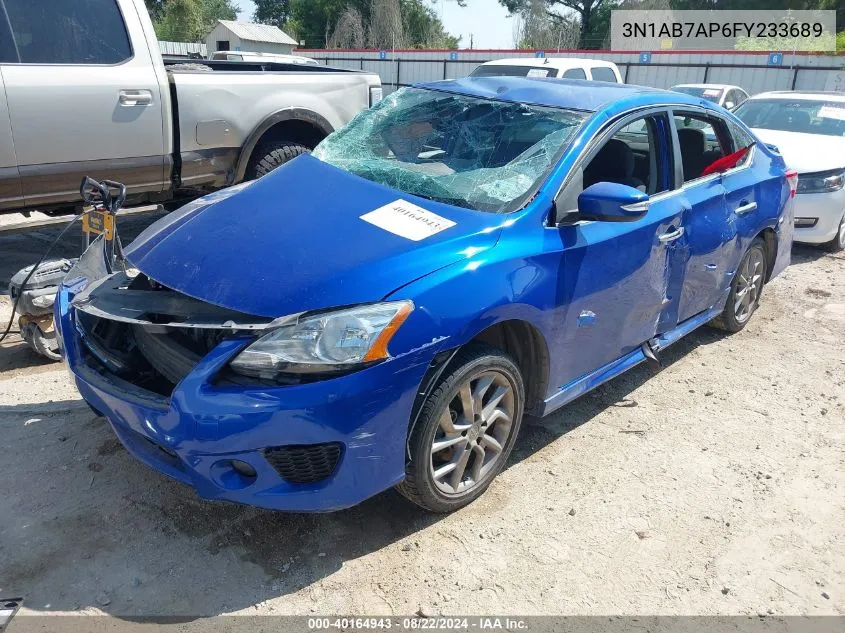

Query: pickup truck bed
left=0, top=0, right=381, bottom=214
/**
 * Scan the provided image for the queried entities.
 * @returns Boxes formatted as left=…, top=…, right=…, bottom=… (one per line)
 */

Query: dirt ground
left=0, top=216, right=842, bottom=619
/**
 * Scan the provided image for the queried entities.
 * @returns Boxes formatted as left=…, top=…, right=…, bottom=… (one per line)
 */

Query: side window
left=727, top=120, right=755, bottom=168
left=584, top=114, right=670, bottom=195
left=562, top=68, right=587, bottom=80
left=3, top=0, right=131, bottom=64
left=674, top=113, right=729, bottom=183
left=590, top=67, right=618, bottom=83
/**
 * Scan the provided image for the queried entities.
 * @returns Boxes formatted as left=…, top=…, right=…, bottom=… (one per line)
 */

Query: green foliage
left=152, top=0, right=239, bottom=42
left=289, top=0, right=460, bottom=49
left=253, top=0, right=291, bottom=28
left=838, top=30, right=845, bottom=52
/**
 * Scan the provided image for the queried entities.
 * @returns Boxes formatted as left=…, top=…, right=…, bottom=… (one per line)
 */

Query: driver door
left=546, top=110, right=688, bottom=389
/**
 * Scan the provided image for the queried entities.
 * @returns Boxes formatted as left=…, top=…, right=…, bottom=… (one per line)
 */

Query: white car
left=733, top=91, right=845, bottom=251
left=671, top=84, right=749, bottom=110
left=211, top=51, right=318, bottom=65
left=471, top=57, right=622, bottom=83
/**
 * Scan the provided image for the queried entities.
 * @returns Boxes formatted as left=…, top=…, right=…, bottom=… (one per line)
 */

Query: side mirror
left=724, top=101, right=735, bottom=110
left=577, top=182, right=649, bottom=222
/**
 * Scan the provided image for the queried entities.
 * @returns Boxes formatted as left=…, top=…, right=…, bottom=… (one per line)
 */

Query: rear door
left=0, top=0, right=168, bottom=208
left=670, top=110, right=734, bottom=322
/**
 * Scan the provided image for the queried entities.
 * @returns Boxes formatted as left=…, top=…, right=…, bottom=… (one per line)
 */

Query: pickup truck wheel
left=397, top=344, right=524, bottom=513
left=710, top=238, right=766, bottom=333
left=247, top=142, right=310, bottom=179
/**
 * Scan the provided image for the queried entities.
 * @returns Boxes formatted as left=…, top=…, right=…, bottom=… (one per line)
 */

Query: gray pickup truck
left=0, top=0, right=382, bottom=214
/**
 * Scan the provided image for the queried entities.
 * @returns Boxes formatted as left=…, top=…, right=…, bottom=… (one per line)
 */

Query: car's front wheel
left=397, top=344, right=525, bottom=513
left=711, top=238, right=767, bottom=333
left=823, top=213, right=845, bottom=253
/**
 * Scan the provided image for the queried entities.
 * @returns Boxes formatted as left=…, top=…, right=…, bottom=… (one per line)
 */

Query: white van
left=471, top=57, right=623, bottom=83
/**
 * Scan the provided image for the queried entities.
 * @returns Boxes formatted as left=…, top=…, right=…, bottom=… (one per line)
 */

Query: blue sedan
left=56, top=77, right=795, bottom=513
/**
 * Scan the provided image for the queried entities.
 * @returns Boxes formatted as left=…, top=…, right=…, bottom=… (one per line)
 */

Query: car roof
left=480, top=57, right=618, bottom=70
left=673, top=83, right=744, bottom=91
left=750, top=91, right=845, bottom=102
left=416, top=76, right=701, bottom=112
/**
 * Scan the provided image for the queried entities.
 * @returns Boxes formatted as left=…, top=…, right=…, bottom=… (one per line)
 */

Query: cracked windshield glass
left=313, top=87, right=586, bottom=213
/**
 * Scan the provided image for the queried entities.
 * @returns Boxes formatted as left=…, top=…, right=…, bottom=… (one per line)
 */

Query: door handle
left=735, top=201, right=757, bottom=215
left=658, top=226, right=685, bottom=243
left=118, top=90, right=153, bottom=106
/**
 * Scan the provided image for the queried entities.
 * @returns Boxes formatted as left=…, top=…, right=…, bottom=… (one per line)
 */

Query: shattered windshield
left=313, top=87, right=586, bottom=213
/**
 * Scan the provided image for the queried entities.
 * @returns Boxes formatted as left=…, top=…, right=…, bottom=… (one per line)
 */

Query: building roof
left=417, top=76, right=686, bottom=113
left=215, top=20, right=297, bottom=46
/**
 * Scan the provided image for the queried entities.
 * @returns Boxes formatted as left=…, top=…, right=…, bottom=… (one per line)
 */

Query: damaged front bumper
left=55, top=239, right=430, bottom=512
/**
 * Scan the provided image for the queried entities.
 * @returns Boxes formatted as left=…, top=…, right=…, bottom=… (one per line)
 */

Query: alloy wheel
left=734, top=247, right=764, bottom=324
left=429, top=370, right=515, bottom=496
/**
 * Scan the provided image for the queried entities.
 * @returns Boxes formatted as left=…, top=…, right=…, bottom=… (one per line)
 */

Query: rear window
left=673, top=86, right=724, bottom=103
left=1, top=0, right=132, bottom=65
left=471, top=64, right=559, bottom=79
left=733, top=98, right=845, bottom=137
left=562, top=68, right=587, bottom=80
left=590, top=67, right=618, bottom=83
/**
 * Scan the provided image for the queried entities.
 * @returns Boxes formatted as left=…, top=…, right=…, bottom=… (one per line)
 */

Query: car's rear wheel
left=823, top=213, right=845, bottom=253
left=246, top=141, right=310, bottom=180
left=710, top=238, right=767, bottom=333
left=397, top=344, right=524, bottom=513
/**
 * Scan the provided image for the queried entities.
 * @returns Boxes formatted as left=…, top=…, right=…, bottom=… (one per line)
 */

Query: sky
left=235, top=0, right=515, bottom=49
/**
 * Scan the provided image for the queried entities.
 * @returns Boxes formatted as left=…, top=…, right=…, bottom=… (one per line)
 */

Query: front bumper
left=56, top=286, right=431, bottom=512
left=792, top=188, right=845, bottom=244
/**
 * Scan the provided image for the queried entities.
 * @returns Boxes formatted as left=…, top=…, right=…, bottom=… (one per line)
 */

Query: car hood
left=125, top=155, right=504, bottom=318
left=750, top=128, right=845, bottom=173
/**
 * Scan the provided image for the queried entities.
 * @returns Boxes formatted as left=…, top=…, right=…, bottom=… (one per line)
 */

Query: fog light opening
left=231, top=459, right=257, bottom=479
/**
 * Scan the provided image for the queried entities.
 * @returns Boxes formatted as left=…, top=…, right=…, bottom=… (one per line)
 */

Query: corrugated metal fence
left=299, top=49, right=845, bottom=96
left=159, top=41, right=208, bottom=57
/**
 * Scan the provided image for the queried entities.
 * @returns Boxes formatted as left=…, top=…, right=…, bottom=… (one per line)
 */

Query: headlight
left=796, top=169, right=845, bottom=194
left=229, top=301, right=413, bottom=379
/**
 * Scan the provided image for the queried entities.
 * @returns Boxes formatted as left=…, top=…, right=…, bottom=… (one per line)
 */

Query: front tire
left=823, top=213, right=845, bottom=253
left=246, top=141, right=310, bottom=180
left=710, top=238, right=767, bottom=333
left=397, top=344, right=525, bottom=513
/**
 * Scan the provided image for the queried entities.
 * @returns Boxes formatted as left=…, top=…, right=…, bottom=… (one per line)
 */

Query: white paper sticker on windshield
left=526, top=68, right=550, bottom=78
left=818, top=105, right=845, bottom=121
left=703, top=88, right=721, bottom=97
left=361, top=200, right=456, bottom=241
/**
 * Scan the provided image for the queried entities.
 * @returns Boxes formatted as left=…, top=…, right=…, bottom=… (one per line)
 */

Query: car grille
left=263, top=443, right=343, bottom=484
left=76, top=311, right=236, bottom=398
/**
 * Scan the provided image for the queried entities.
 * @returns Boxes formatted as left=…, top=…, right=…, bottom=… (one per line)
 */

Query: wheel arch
left=404, top=317, right=550, bottom=460
left=234, top=108, right=334, bottom=182
left=754, top=226, right=778, bottom=282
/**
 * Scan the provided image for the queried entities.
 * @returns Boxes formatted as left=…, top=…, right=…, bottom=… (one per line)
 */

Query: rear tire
left=246, top=141, right=310, bottom=180
left=710, top=238, right=767, bottom=333
left=822, top=213, right=845, bottom=253
left=396, top=344, right=525, bottom=513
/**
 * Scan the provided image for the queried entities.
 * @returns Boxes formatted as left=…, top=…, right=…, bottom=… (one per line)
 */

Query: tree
left=289, top=0, right=461, bottom=49
left=253, top=0, right=291, bottom=29
left=500, top=0, right=614, bottom=49
left=144, top=0, right=166, bottom=22
left=328, top=6, right=366, bottom=48
left=153, top=0, right=239, bottom=42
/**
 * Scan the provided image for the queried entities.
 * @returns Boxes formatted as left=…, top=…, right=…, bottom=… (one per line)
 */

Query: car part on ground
left=9, top=259, right=76, bottom=361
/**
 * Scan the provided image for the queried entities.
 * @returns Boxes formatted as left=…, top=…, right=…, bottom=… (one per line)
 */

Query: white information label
left=526, top=68, right=550, bottom=78
left=360, top=200, right=456, bottom=242
left=818, top=105, right=845, bottom=121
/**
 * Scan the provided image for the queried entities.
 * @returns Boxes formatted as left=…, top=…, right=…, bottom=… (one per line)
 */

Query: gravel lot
left=0, top=217, right=842, bottom=618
